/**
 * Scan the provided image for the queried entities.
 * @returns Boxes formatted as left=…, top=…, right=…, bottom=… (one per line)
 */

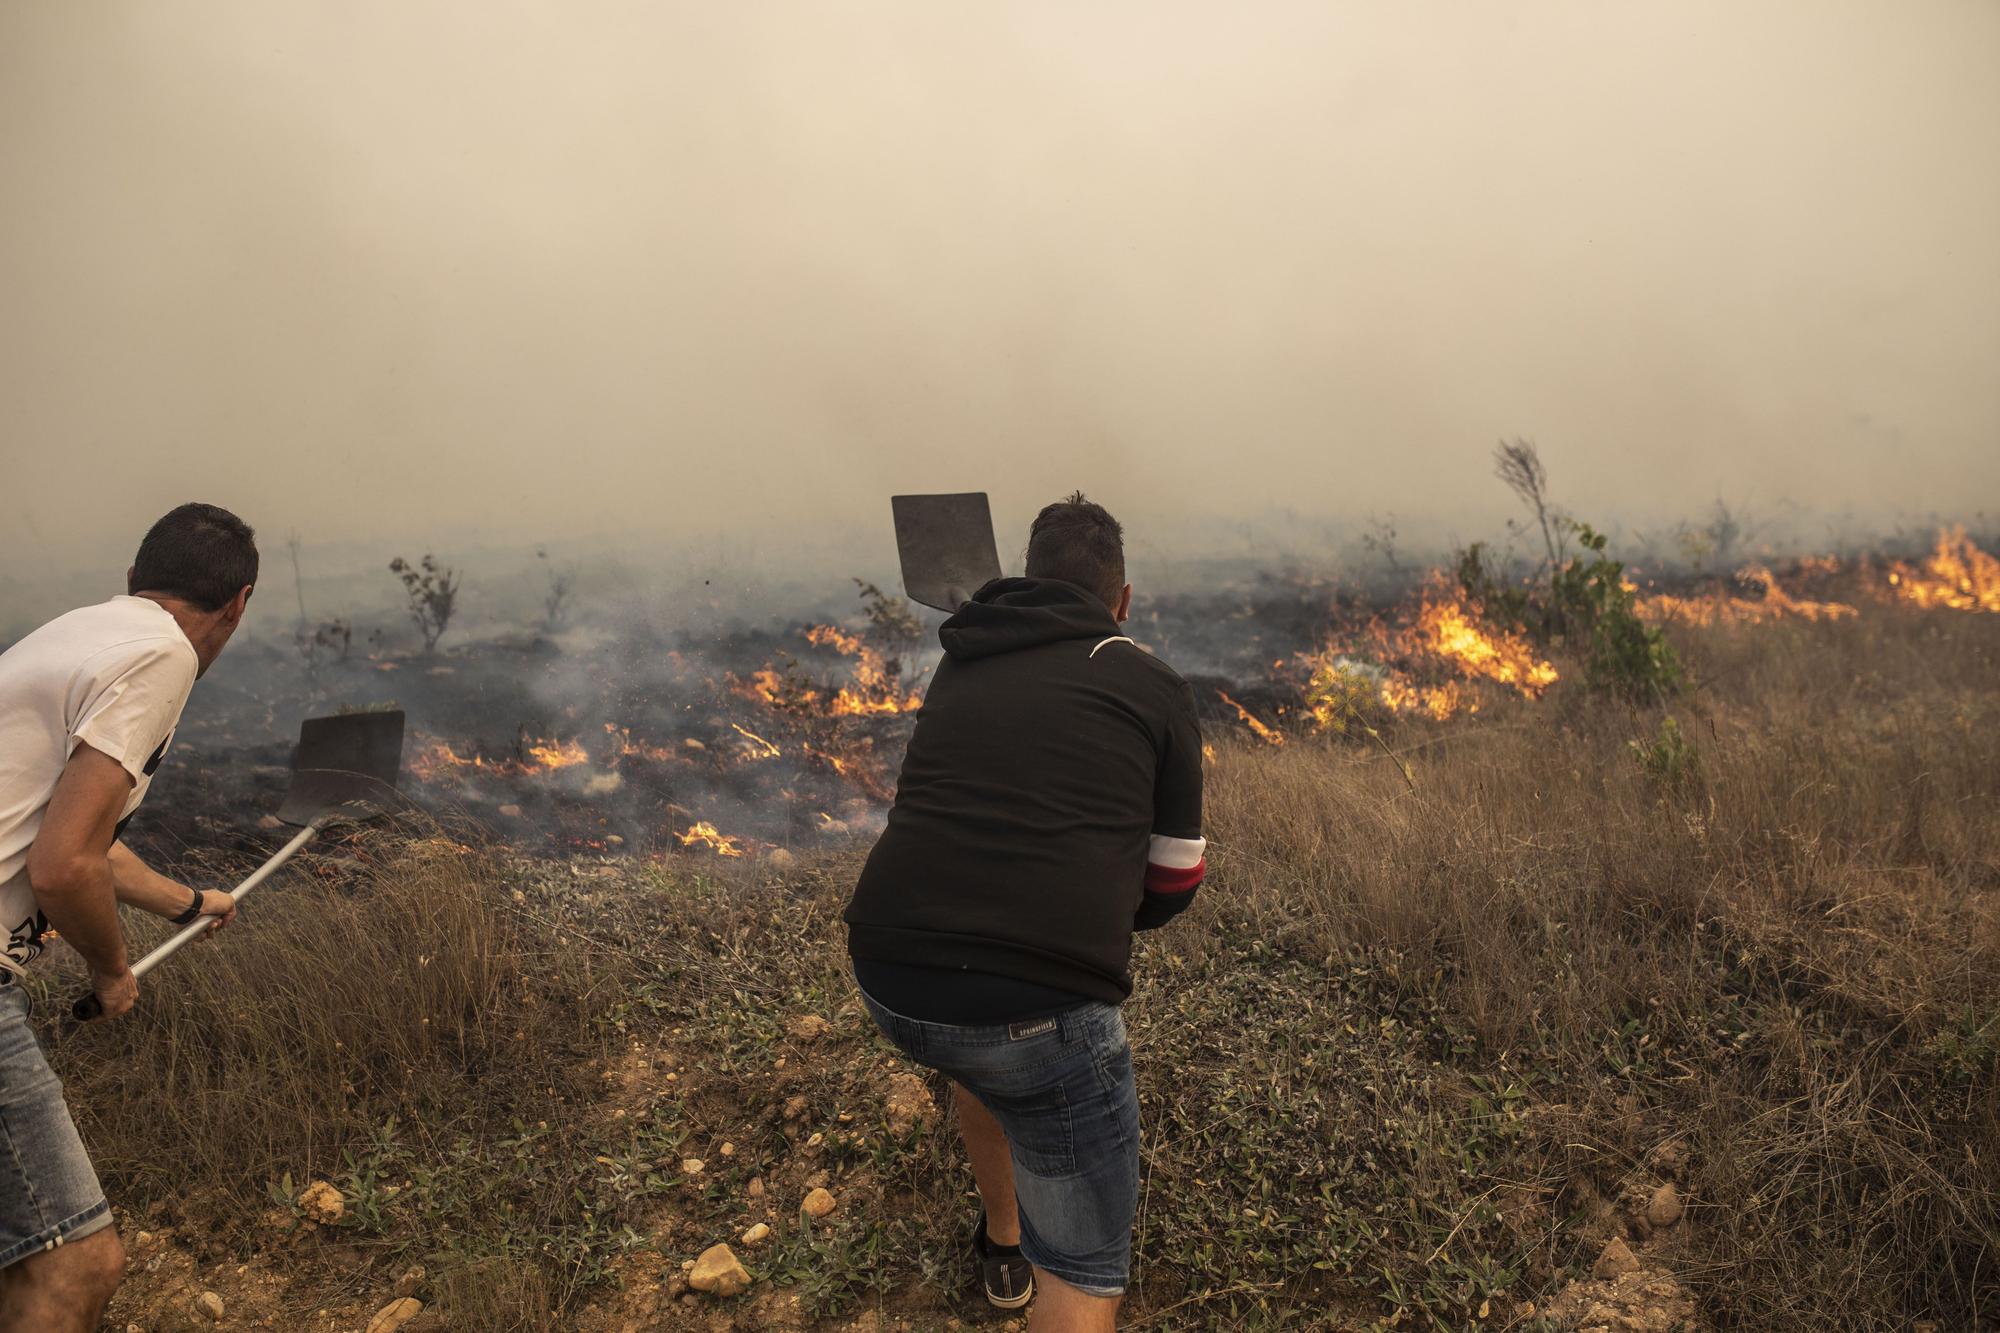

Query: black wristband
left=169, top=889, right=205, bottom=926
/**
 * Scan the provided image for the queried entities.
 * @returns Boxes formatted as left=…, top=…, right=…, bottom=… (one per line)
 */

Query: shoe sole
left=984, top=1281, right=1034, bottom=1310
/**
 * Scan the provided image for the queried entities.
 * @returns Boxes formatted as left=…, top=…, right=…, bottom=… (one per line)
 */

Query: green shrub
left=1550, top=525, right=1681, bottom=699
left=1628, top=714, right=1699, bottom=788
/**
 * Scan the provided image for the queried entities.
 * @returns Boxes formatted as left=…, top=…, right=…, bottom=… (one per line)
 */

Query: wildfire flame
left=1216, top=690, right=1285, bottom=746
left=603, top=723, right=679, bottom=764
left=1376, top=676, right=1464, bottom=722
left=409, top=733, right=596, bottom=781
left=1636, top=564, right=1858, bottom=626
left=1400, top=591, right=1558, bottom=696
left=676, top=820, right=746, bottom=857
left=525, top=738, right=589, bottom=770
left=730, top=722, right=781, bottom=759
left=805, top=624, right=925, bottom=715
left=1884, top=526, right=2000, bottom=613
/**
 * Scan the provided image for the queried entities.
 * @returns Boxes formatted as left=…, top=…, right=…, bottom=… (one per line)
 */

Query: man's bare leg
left=1028, top=1269, right=1121, bottom=1332
left=950, top=1080, right=1021, bottom=1246
left=0, top=1227, right=125, bottom=1333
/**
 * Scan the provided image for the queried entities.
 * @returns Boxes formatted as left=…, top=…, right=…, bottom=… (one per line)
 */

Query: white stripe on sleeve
left=1147, top=834, right=1207, bottom=869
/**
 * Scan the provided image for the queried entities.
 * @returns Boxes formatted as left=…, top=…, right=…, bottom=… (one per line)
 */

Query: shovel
left=891, top=492, right=1001, bottom=612
left=72, top=709, right=406, bottom=1021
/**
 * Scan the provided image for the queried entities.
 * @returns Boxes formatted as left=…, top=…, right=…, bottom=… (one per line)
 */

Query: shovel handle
left=71, top=823, right=321, bottom=1021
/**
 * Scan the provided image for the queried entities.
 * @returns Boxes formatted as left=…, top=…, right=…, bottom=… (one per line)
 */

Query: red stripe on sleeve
left=1145, top=858, right=1206, bottom=895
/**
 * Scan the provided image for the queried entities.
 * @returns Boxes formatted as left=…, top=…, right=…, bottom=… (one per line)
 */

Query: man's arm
left=1136, top=681, right=1207, bottom=931
left=108, top=841, right=237, bottom=931
left=26, top=743, right=138, bottom=1018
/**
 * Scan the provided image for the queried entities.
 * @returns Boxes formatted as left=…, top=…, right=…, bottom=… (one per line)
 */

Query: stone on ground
left=801, top=1186, right=837, bottom=1219
left=196, top=1290, right=225, bottom=1322
left=366, top=1297, right=426, bottom=1333
left=787, top=1013, right=831, bottom=1041
left=688, top=1243, right=752, bottom=1298
left=392, top=1266, right=425, bottom=1299
left=1593, top=1235, right=1641, bottom=1281
left=298, top=1179, right=344, bottom=1224
left=1645, top=1182, right=1684, bottom=1229
left=740, top=1222, right=771, bottom=1245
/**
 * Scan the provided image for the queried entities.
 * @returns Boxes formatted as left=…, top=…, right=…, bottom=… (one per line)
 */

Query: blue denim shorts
left=0, top=981, right=113, bottom=1270
left=858, top=986, right=1140, bottom=1297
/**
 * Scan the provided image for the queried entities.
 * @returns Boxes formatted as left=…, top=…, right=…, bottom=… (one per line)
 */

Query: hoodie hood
left=938, top=577, right=1121, bottom=661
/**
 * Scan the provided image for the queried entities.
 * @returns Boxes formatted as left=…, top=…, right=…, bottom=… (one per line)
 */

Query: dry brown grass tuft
left=1203, top=608, right=2000, bottom=1327
left=36, top=827, right=628, bottom=1239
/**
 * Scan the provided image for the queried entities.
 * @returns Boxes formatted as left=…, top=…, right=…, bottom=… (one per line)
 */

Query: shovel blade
left=277, top=710, right=406, bottom=826
left=892, top=492, right=1002, bottom=612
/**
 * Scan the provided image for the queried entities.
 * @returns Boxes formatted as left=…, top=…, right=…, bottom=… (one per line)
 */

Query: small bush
left=390, top=553, right=460, bottom=653
left=1550, top=524, right=1682, bottom=698
left=536, top=546, right=576, bottom=633
left=1628, top=714, right=1698, bottom=788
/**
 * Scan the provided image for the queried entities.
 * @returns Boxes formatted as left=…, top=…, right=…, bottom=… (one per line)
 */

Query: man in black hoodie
left=845, top=494, right=1205, bottom=1332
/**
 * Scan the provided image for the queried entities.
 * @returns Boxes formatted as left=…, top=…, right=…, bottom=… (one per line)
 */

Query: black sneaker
left=972, top=1209, right=1034, bottom=1310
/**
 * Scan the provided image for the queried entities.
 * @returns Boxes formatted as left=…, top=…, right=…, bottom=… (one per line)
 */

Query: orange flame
left=1216, top=690, right=1285, bottom=746
left=409, top=733, right=596, bottom=781
left=525, top=738, right=589, bottom=770
left=1378, top=676, right=1465, bottom=721
left=730, top=722, right=781, bottom=759
left=1402, top=593, right=1558, bottom=696
left=602, top=723, right=678, bottom=764
left=806, top=624, right=924, bottom=714
left=1636, top=564, right=1858, bottom=626
left=676, top=820, right=746, bottom=857
left=1884, top=527, right=2000, bottom=613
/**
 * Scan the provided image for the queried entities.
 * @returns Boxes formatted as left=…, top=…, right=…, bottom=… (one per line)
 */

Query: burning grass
left=21, top=535, right=2000, bottom=1330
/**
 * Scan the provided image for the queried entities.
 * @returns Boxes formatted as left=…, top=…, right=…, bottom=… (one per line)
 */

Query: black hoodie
left=844, top=577, right=1206, bottom=1005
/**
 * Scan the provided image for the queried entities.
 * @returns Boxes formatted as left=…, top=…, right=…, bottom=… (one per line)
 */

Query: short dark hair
left=130, top=503, right=259, bottom=612
left=1025, top=491, right=1125, bottom=610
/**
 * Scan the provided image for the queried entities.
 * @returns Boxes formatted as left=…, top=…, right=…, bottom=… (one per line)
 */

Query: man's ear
left=224, top=585, right=253, bottom=625
left=1115, top=584, right=1133, bottom=624
left=126, top=565, right=138, bottom=595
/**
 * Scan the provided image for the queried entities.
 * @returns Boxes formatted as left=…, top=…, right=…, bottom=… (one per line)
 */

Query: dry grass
left=28, top=826, right=634, bottom=1325
left=1203, top=607, right=2000, bottom=1327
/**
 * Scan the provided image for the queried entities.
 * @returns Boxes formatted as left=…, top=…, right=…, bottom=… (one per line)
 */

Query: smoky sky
left=2, top=1, right=1996, bottom=575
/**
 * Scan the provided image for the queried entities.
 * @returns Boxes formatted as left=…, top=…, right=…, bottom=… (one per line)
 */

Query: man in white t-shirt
left=0, top=503, right=257, bottom=1333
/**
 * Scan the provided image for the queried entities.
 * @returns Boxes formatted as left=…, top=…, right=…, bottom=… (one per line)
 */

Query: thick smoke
left=1, top=0, right=1995, bottom=596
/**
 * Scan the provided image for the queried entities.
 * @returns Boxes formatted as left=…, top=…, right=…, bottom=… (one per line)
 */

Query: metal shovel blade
left=892, top=492, right=1001, bottom=612
left=276, top=709, right=407, bottom=826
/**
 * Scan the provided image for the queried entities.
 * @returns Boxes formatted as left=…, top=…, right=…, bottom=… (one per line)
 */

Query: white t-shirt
left=0, top=596, right=197, bottom=976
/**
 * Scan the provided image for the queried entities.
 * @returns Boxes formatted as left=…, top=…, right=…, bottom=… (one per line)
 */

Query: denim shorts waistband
left=855, top=984, right=1113, bottom=1055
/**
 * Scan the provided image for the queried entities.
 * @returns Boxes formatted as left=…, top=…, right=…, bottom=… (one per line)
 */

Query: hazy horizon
left=3, top=1, right=1996, bottom=588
